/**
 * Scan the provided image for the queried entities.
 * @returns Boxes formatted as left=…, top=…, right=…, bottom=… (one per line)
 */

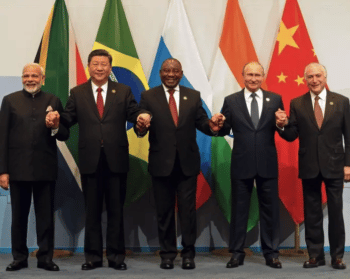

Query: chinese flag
left=266, top=0, right=327, bottom=224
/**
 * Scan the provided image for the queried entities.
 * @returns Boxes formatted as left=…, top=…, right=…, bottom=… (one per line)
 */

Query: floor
left=0, top=252, right=349, bottom=279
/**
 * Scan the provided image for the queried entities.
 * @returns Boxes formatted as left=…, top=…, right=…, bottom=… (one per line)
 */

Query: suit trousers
left=81, top=148, right=127, bottom=264
left=229, top=176, right=280, bottom=260
left=302, top=174, right=345, bottom=260
left=10, top=181, right=55, bottom=263
left=152, top=153, right=197, bottom=260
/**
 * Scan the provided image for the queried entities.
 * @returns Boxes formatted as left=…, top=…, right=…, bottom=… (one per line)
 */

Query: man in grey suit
left=0, top=63, right=69, bottom=272
left=61, top=49, right=150, bottom=271
left=219, top=61, right=284, bottom=269
left=276, top=63, right=350, bottom=269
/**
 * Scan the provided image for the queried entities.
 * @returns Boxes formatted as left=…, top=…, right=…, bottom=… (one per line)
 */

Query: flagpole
left=279, top=223, right=308, bottom=257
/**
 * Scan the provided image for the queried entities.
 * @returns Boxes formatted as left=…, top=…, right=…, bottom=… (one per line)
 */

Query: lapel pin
left=112, top=89, right=116, bottom=94
left=266, top=98, right=270, bottom=102
left=183, top=96, right=187, bottom=100
left=330, top=102, right=334, bottom=105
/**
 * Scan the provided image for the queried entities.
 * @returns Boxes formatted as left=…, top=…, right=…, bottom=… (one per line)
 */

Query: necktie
left=314, top=95, right=323, bottom=129
left=168, top=89, right=178, bottom=126
left=250, top=92, right=259, bottom=128
left=96, top=87, right=104, bottom=118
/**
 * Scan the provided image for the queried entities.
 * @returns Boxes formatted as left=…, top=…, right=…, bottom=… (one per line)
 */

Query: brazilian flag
left=90, top=0, right=151, bottom=205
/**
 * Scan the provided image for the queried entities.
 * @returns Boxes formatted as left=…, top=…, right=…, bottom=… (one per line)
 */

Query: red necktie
left=96, top=87, right=104, bottom=118
left=168, top=89, right=178, bottom=126
left=314, top=95, right=323, bottom=129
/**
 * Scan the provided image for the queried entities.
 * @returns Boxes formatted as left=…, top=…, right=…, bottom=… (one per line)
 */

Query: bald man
left=0, top=63, right=69, bottom=271
left=276, top=63, right=349, bottom=269
left=219, top=61, right=284, bottom=269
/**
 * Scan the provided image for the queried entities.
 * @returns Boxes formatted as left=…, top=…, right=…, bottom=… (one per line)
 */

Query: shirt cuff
left=137, top=129, right=148, bottom=138
left=210, top=128, right=218, bottom=136
left=51, top=128, right=59, bottom=136
left=276, top=124, right=284, bottom=131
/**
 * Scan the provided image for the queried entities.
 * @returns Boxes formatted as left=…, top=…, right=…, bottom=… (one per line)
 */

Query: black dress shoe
left=303, top=258, right=326, bottom=268
left=6, top=261, right=28, bottom=271
left=182, top=258, right=195, bottom=269
left=37, top=261, right=59, bottom=271
left=226, top=258, right=244, bottom=268
left=332, top=258, right=346, bottom=269
left=108, top=260, right=127, bottom=270
left=160, top=258, right=174, bottom=269
left=266, top=258, right=282, bottom=268
left=81, top=261, right=103, bottom=270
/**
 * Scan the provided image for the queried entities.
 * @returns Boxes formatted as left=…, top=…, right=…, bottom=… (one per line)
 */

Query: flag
left=266, top=0, right=326, bottom=224
left=90, top=0, right=152, bottom=206
left=209, top=0, right=260, bottom=230
left=34, top=0, right=87, bottom=191
left=148, top=0, right=212, bottom=209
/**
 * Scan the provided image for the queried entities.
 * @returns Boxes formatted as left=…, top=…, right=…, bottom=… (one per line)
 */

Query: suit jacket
left=139, top=85, right=212, bottom=177
left=0, top=90, right=69, bottom=181
left=62, top=79, right=146, bottom=174
left=279, top=90, right=350, bottom=179
left=219, top=89, right=284, bottom=180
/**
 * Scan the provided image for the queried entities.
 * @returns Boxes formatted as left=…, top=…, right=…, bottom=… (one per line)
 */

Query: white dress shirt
left=91, top=81, right=108, bottom=105
left=244, top=88, right=263, bottom=118
left=310, top=87, right=327, bottom=116
left=162, top=84, right=180, bottom=113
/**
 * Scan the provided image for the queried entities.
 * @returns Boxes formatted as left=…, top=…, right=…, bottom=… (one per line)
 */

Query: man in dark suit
left=0, top=63, right=69, bottom=272
left=219, top=61, right=283, bottom=269
left=138, top=58, right=224, bottom=270
left=61, top=49, right=150, bottom=271
left=276, top=63, right=350, bottom=269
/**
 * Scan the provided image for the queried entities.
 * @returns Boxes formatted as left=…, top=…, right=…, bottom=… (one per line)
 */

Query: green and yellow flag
left=35, top=0, right=87, bottom=190
left=90, top=0, right=151, bottom=205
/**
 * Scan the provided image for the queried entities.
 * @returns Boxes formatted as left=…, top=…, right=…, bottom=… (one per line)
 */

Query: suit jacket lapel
left=83, top=80, right=101, bottom=120
left=102, top=80, right=117, bottom=120
left=257, top=90, right=270, bottom=130
left=178, top=86, right=190, bottom=127
left=321, top=90, right=336, bottom=129
left=155, top=86, right=176, bottom=127
left=238, top=89, right=255, bottom=129
left=304, top=92, right=319, bottom=129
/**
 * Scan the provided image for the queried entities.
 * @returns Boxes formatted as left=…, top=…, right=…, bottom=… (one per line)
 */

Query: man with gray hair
left=0, top=63, right=69, bottom=271
left=276, top=62, right=350, bottom=269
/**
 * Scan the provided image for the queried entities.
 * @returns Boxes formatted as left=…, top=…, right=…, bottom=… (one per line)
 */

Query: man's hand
left=136, top=113, right=151, bottom=133
left=0, top=173, right=9, bottom=190
left=209, top=113, right=226, bottom=132
left=46, top=111, right=60, bottom=129
left=344, top=166, right=350, bottom=182
left=275, top=108, right=288, bottom=128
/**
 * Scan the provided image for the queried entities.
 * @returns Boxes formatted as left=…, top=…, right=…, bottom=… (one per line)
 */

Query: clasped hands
left=46, top=111, right=60, bottom=129
left=275, top=108, right=288, bottom=128
left=0, top=173, right=9, bottom=190
left=136, top=113, right=151, bottom=133
left=209, top=113, right=226, bottom=132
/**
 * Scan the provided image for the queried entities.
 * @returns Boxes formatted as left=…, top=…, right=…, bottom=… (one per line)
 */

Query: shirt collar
left=91, top=80, right=108, bottom=94
left=310, top=87, right=327, bottom=101
left=244, top=87, right=263, bottom=101
left=162, top=84, right=180, bottom=94
left=22, top=89, right=42, bottom=98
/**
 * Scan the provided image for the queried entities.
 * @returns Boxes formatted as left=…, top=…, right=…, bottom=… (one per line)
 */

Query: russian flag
left=148, top=0, right=213, bottom=209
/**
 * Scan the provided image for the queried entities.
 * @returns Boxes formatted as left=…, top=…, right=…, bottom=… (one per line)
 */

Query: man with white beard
left=0, top=63, right=69, bottom=272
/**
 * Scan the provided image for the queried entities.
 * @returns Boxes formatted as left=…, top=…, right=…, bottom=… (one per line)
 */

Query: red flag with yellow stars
left=266, top=0, right=327, bottom=224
